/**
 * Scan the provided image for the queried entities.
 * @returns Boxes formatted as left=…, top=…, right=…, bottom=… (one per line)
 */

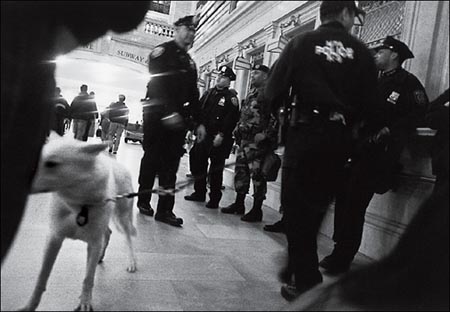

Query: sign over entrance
left=233, top=56, right=252, bottom=70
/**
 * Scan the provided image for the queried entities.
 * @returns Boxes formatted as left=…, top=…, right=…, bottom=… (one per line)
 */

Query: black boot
left=206, top=193, right=222, bottom=209
left=155, top=211, right=183, bottom=227
left=221, top=193, right=246, bottom=214
left=184, top=192, right=206, bottom=202
left=263, top=219, right=285, bottom=233
left=241, top=199, right=263, bottom=222
left=137, top=201, right=154, bottom=216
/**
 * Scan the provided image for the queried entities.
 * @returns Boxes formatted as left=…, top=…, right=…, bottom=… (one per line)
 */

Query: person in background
left=184, top=65, right=240, bottom=209
left=106, top=94, right=129, bottom=154
left=83, top=91, right=98, bottom=141
left=1, top=1, right=149, bottom=262
left=99, top=107, right=111, bottom=142
left=265, top=0, right=378, bottom=301
left=70, top=84, right=91, bottom=141
left=50, top=87, right=70, bottom=136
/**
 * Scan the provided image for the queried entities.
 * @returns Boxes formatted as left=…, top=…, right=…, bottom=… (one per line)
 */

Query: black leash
left=111, top=148, right=270, bottom=201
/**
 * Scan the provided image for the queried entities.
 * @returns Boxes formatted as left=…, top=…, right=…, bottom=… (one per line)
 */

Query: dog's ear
left=48, top=130, right=62, bottom=141
left=81, top=143, right=108, bottom=155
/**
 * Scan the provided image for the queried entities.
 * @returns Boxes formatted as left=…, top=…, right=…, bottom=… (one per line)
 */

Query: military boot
left=241, top=199, right=263, bottom=222
left=221, top=193, right=246, bottom=214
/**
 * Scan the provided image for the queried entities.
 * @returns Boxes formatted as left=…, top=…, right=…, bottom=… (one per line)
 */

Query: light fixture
left=280, top=14, right=301, bottom=29
left=267, top=33, right=288, bottom=54
left=241, top=39, right=256, bottom=50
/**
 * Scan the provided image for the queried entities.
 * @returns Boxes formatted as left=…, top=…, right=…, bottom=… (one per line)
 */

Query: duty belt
left=291, top=109, right=346, bottom=126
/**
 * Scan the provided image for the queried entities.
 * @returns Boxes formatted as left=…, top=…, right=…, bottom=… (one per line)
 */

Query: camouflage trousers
left=234, top=141, right=267, bottom=200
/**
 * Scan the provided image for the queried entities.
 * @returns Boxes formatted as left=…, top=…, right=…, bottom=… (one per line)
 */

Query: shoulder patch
left=150, top=47, right=165, bottom=59
left=231, top=97, right=238, bottom=107
left=413, top=90, right=427, bottom=106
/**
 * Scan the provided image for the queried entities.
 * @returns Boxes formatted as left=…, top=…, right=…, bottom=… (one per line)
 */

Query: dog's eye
left=45, top=161, right=59, bottom=168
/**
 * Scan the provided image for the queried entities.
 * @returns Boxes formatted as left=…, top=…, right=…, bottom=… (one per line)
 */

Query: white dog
left=20, top=132, right=137, bottom=311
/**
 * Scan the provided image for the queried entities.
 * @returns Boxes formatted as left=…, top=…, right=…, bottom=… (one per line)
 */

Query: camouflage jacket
left=234, top=86, right=278, bottom=149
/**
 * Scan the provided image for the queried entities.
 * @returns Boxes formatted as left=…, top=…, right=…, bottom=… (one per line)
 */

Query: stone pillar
left=263, top=22, right=279, bottom=67
left=402, top=1, right=449, bottom=99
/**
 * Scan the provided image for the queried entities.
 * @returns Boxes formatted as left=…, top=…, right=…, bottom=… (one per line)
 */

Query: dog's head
left=31, top=131, right=108, bottom=193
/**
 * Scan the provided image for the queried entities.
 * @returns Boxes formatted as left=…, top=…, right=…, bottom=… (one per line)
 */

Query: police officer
left=137, top=15, right=205, bottom=227
left=265, top=1, right=378, bottom=301
left=221, top=64, right=278, bottom=222
left=320, top=36, right=430, bottom=274
left=184, top=65, right=239, bottom=208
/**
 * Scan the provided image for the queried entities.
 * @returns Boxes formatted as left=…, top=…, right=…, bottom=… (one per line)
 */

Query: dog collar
left=76, top=205, right=89, bottom=226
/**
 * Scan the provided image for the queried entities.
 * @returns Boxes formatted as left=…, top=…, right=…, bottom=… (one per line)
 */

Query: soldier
left=221, top=64, right=278, bottom=222
left=137, top=15, right=205, bottom=227
left=265, top=0, right=378, bottom=301
left=320, top=36, right=430, bottom=274
left=106, top=94, right=129, bottom=154
left=184, top=65, right=239, bottom=209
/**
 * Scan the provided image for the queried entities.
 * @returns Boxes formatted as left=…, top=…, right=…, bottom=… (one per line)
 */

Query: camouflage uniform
left=233, top=86, right=278, bottom=200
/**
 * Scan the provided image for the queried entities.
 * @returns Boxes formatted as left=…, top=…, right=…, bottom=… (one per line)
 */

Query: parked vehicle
left=124, top=122, right=143, bottom=144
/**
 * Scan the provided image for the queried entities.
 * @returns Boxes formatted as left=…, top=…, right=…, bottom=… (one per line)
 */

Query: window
left=229, top=1, right=238, bottom=12
left=197, top=0, right=207, bottom=10
left=149, top=1, right=171, bottom=15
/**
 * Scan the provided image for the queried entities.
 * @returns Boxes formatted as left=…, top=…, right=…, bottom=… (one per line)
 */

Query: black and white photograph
left=1, top=1, right=448, bottom=311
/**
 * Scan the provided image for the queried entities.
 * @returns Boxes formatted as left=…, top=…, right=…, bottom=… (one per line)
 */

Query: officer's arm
left=146, top=46, right=169, bottom=99
left=265, top=40, right=294, bottom=114
left=391, top=77, right=429, bottom=135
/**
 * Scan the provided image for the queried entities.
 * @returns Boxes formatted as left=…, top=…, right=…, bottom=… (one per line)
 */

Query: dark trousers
left=138, top=127, right=185, bottom=214
left=332, top=158, right=375, bottom=262
left=190, top=138, right=226, bottom=203
left=331, top=135, right=408, bottom=262
left=281, top=120, right=349, bottom=288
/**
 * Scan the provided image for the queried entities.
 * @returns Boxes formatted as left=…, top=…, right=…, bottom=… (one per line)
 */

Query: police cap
left=218, top=65, right=236, bottom=81
left=320, top=1, right=365, bottom=17
left=376, top=36, right=414, bottom=63
left=252, top=64, right=270, bottom=74
left=174, top=15, right=199, bottom=30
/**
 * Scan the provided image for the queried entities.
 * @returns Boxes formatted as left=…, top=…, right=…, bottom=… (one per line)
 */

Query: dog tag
left=76, top=205, right=89, bottom=226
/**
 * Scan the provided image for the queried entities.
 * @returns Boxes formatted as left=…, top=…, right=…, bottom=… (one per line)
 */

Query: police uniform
left=265, top=1, right=378, bottom=296
left=327, top=36, right=430, bottom=272
left=137, top=15, right=201, bottom=226
left=222, top=64, right=278, bottom=221
left=185, top=65, right=239, bottom=208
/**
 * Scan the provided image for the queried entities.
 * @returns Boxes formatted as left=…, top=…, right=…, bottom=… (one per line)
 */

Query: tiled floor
left=1, top=143, right=371, bottom=311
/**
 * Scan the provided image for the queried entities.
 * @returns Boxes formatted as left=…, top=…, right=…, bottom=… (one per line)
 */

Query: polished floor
left=1, top=137, right=371, bottom=311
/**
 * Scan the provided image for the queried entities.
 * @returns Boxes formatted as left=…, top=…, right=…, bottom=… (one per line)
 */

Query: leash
left=109, top=147, right=272, bottom=201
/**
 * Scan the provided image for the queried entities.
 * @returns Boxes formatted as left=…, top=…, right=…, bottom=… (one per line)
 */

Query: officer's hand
left=213, top=133, right=224, bottom=147
left=374, top=126, right=390, bottom=143
left=196, top=124, right=206, bottom=142
left=254, top=132, right=266, bottom=143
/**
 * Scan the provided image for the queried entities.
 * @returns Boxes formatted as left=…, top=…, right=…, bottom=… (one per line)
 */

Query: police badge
left=150, top=46, right=165, bottom=59
left=387, top=91, right=400, bottom=104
